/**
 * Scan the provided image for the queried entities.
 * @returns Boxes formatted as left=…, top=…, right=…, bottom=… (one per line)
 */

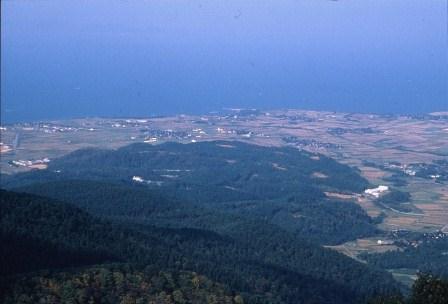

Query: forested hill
left=4, top=141, right=377, bottom=244
left=0, top=190, right=401, bottom=303
left=4, top=141, right=369, bottom=196
left=16, top=179, right=378, bottom=244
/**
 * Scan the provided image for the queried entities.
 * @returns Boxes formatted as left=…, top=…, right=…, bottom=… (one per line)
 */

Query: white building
left=364, top=185, right=389, bottom=198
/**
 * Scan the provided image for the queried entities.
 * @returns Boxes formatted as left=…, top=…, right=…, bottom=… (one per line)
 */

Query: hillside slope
left=4, top=141, right=377, bottom=244
left=0, top=190, right=400, bottom=303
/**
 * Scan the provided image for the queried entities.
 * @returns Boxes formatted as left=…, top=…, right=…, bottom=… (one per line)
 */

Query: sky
left=1, top=0, right=447, bottom=123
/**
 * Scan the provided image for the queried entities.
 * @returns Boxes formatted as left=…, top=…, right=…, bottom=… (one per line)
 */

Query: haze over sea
left=1, top=0, right=447, bottom=123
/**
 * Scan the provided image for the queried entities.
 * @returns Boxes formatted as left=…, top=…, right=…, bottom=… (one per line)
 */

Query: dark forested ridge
left=4, top=141, right=377, bottom=244
left=15, top=179, right=378, bottom=244
left=6, top=141, right=444, bottom=302
left=0, top=190, right=401, bottom=303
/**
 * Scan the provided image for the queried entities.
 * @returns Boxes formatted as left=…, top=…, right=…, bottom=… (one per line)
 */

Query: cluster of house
left=9, top=158, right=50, bottom=169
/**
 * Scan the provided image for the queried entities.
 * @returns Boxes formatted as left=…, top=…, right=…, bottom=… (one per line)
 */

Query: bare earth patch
left=272, top=163, right=287, bottom=171
left=312, top=172, right=328, bottom=179
left=325, top=192, right=354, bottom=200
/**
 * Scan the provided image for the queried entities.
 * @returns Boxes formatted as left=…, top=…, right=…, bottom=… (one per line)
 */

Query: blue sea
left=2, top=0, right=446, bottom=123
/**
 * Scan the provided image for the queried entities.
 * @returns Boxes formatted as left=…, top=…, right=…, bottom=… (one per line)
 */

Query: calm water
left=1, top=0, right=447, bottom=123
